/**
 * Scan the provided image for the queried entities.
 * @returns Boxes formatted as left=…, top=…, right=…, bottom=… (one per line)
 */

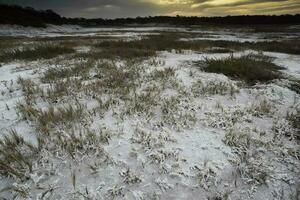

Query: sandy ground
left=0, top=25, right=299, bottom=200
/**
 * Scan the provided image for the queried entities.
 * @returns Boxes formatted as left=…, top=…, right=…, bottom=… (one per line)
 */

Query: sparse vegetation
left=0, top=26, right=299, bottom=200
left=0, top=44, right=75, bottom=62
left=41, top=60, right=95, bottom=83
left=91, top=36, right=300, bottom=57
left=250, top=39, right=300, bottom=55
left=90, top=35, right=246, bottom=58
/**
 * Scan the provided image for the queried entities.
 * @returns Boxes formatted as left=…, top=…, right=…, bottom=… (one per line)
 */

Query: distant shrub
left=197, top=53, right=284, bottom=85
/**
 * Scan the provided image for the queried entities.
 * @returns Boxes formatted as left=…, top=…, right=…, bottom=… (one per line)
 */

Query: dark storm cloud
left=0, top=0, right=299, bottom=18
left=0, top=0, right=165, bottom=18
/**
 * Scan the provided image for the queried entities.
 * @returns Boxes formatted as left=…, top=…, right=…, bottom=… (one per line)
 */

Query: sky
left=0, top=0, right=299, bottom=18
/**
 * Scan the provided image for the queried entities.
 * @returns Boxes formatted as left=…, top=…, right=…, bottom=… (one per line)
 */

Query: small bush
left=198, top=53, right=284, bottom=85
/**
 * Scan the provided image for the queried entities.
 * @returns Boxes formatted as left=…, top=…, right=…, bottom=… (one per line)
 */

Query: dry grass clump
left=18, top=78, right=81, bottom=105
left=44, top=82, right=70, bottom=103
left=161, top=96, right=197, bottom=130
left=0, top=43, right=75, bottom=62
left=106, top=185, right=124, bottom=198
left=193, top=161, right=217, bottom=190
left=86, top=60, right=140, bottom=98
left=205, top=106, right=251, bottom=130
left=54, top=128, right=107, bottom=159
left=288, top=80, right=300, bottom=94
left=17, top=77, right=42, bottom=105
left=146, top=68, right=179, bottom=91
left=120, top=168, right=142, bottom=184
left=14, top=101, right=106, bottom=161
left=149, top=68, right=175, bottom=81
left=224, top=122, right=299, bottom=192
left=49, top=78, right=83, bottom=99
left=96, top=62, right=137, bottom=89
left=247, top=98, right=275, bottom=117
left=224, top=129, right=270, bottom=185
left=286, top=105, right=300, bottom=140
left=197, top=53, right=284, bottom=85
left=0, top=128, right=107, bottom=197
left=0, top=130, right=37, bottom=179
left=131, top=127, right=166, bottom=149
left=16, top=103, right=86, bottom=133
left=191, top=80, right=239, bottom=96
left=126, top=90, right=159, bottom=116
left=41, top=60, right=95, bottom=83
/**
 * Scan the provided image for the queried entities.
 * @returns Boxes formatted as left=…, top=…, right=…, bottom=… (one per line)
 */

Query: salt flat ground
left=0, top=25, right=299, bottom=199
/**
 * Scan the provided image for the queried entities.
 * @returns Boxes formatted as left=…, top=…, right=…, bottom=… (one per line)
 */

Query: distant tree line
left=1, top=4, right=300, bottom=27
left=0, top=4, right=63, bottom=27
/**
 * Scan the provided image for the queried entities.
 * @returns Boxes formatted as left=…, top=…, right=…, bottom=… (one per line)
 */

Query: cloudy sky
left=1, top=0, right=299, bottom=18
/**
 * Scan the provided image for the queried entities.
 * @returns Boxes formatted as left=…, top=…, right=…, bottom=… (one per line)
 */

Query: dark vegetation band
left=1, top=4, right=300, bottom=28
